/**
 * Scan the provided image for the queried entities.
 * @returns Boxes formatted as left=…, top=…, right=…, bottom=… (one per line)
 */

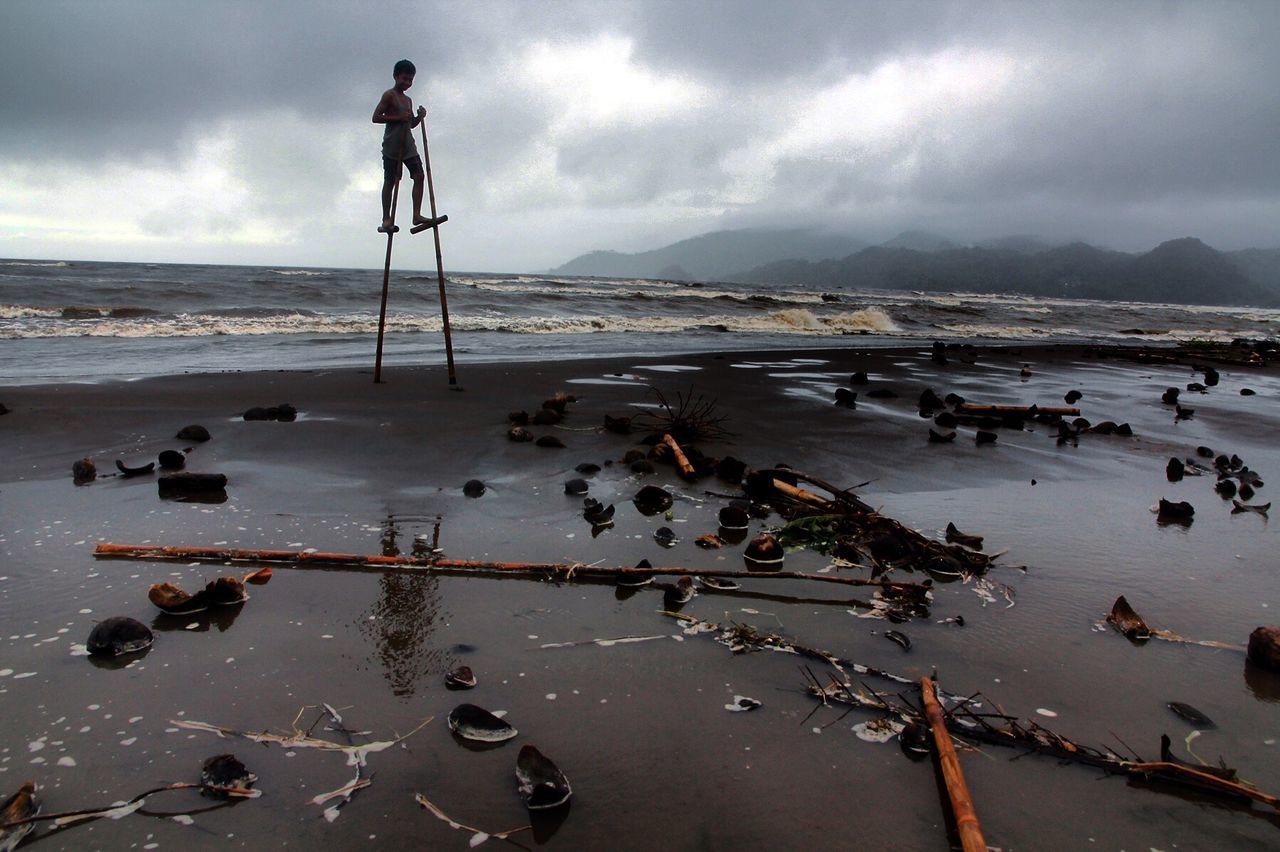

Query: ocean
left=2, top=257, right=1278, bottom=383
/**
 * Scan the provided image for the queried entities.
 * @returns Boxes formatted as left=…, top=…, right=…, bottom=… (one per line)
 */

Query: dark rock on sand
left=850, top=371, right=869, bottom=385
left=1166, top=457, right=1185, bottom=482
left=744, top=533, right=784, bottom=571
left=1156, top=498, right=1195, bottom=523
left=1215, top=479, right=1238, bottom=498
left=116, top=458, right=155, bottom=477
left=72, top=457, right=97, bottom=482
left=1161, top=387, right=1180, bottom=405
left=1241, top=388, right=1257, bottom=396
left=715, top=456, right=747, bottom=483
left=1175, top=404, right=1194, bottom=420
left=975, top=430, right=998, bottom=445
left=944, top=392, right=965, bottom=406
left=630, top=459, right=656, bottom=475
left=1064, top=390, right=1083, bottom=404
left=574, top=462, right=601, bottom=474
left=564, top=478, right=589, bottom=495
left=445, top=665, right=478, bottom=689
left=1238, top=483, right=1256, bottom=501
left=718, top=505, right=750, bottom=530
left=158, top=449, right=186, bottom=470
left=603, top=414, right=632, bottom=434
left=654, top=526, right=678, bottom=548
left=834, top=387, right=857, bottom=407
left=1115, top=423, right=1133, bottom=436
left=275, top=403, right=297, bottom=422
left=532, top=408, right=562, bottom=426
left=918, top=388, right=945, bottom=411
left=176, top=424, right=210, bottom=441
left=621, top=449, right=646, bottom=465
left=582, top=499, right=615, bottom=525
left=449, top=704, right=517, bottom=743
left=0, top=403, right=8, bottom=416
left=243, top=406, right=271, bottom=421
left=633, top=485, right=673, bottom=515
left=934, top=411, right=958, bottom=429
left=535, top=435, right=566, bottom=448
left=463, top=479, right=486, bottom=497
left=1186, top=382, right=1207, bottom=393
left=928, top=428, right=956, bottom=443
left=508, top=426, right=533, bottom=442
left=201, top=754, right=257, bottom=797
left=87, top=616, right=154, bottom=656
left=508, top=410, right=529, bottom=425
left=516, top=744, right=572, bottom=810
left=1203, top=366, right=1220, bottom=386
left=1248, top=626, right=1280, bottom=672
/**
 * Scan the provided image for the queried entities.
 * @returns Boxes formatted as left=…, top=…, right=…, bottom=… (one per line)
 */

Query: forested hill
left=733, top=237, right=1278, bottom=307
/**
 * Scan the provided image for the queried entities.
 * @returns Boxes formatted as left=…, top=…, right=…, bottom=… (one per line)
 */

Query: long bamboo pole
left=418, top=118, right=457, bottom=386
left=91, top=543, right=930, bottom=593
left=920, top=677, right=986, bottom=852
left=373, top=116, right=413, bottom=384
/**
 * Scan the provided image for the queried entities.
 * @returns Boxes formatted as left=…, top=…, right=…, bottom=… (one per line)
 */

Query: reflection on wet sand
left=357, top=516, right=447, bottom=697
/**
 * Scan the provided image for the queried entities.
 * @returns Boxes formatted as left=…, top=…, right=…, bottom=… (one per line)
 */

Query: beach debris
left=850, top=371, right=869, bottom=385
left=1167, top=702, right=1215, bottom=728
left=919, top=678, right=987, bottom=852
left=725, top=695, right=762, bottom=712
left=582, top=498, right=614, bottom=526
left=698, top=575, right=740, bottom=591
left=1175, top=403, right=1195, bottom=421
left=1161, top=387, right=1180, bottom=405
left=974, top=430, right=998, bottom=445
left=1106, top=595, right=1151, bottom=640
left=718, top=505, right=750, bottom=530
left=157, top=449, right=185, bottom=470
left=173, top=713, right=432, bottom=767
left=635, top=386, right=731, bottom=444
left=535, top=435, right=565, bottom=448
left=934, top=411, right=959, bottom=428
left=661, top=434, right=698, bottom=480
left=1155, top=498, right=1194, bottom=524
left=854, top=717, right=906, bottom=744
left=445, top=665, right=477, bottom=690
left=148, top=582, right=208, bottom=615
left=617, top=560, right=655, bottom=588
left=884, top=630, right=911, bottom=651
left=716, top=456, right=747, bottom=483
left=157, top=472, right=227, bottom=499
left=694, top=534, right=723, bottom=549
left=531, top=407, right=561, bottom=426
left=603, top=413, right=632, bottom=434
left=1241, top=388, right=1257, bottom=396
left=653, top=526, right=679, bottom=548
left=922, top=555, right=964, bottom=581
left=1215, top=479, right=1238, bottom=498
left=563, top=478, right=589, bottom=495
left=931, top=341, right=948, bottom=365
left=1231, top=499, right=1270, bottom=515
left=944, top=523, right=983, bottom=550
left=86, top=616, right=153, bottom=657
left=243, top=404, right=297, bottom=422
left=663, top=576, right=695, bottom=607
left=449, top=704, right=517, bottom=744
left=243, top=566, right=273, bottom=585
left=834, top=388, right=857, bottom=407
left=938, top=615, right=965, bottom=627
left=414, top=792, right=531, bottom=846
left=1166, top=457, right=1185, bottom=482
left=508, top=410, right=529, bottom=425
left=630, top=459, right=656, bottom=475
left=898, top=722, right=931, bottom=759
left=1204, top=365, right=1221, bottom=384
left=115, top=458, right=155, bottom=477
left=515, top=745, right=572, bottom=811
left=200, top=754, right=258, bottom=798
left=632, top=484, right=673, bottom=515
left=575, top=462, right=601, bottom=474
left=463, top=479, right=486, bottom=498
left=1196, top=445, right=1215, bottom=457
left=1248, top=626, right=1280, bottom=672
left=956, top=402, right=1080, bottom=418
left=507, top=426, right=533, bottom=442
left=928, top=428, right=956, bottom=443
left=919, top=388, right=945, bottom=411
left=71, top=457, right=96, bottom=483
left=744, top=533, right=784, bottom=571
left=1064, top=390, right=1083, bottom=403
left=0, top=782, right=38, bottom=851
left=175, top=425, right=210, bottom=442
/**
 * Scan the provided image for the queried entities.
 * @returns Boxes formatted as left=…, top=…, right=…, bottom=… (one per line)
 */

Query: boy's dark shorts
left=383, top=155, right=424, bottom=182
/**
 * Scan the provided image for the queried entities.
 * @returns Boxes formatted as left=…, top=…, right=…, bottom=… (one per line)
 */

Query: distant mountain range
left=550, top=229, right=1280, bottom=307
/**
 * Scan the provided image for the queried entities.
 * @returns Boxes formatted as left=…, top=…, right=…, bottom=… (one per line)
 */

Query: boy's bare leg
left=411, top=174, right=429, bottom=226
left=378, top=179, right=396, bottom=232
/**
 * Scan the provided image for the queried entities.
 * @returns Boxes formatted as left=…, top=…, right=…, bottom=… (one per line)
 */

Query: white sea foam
left=269, top=269, right=331, bottom=276
left=1, top=260, right=68, bottom=267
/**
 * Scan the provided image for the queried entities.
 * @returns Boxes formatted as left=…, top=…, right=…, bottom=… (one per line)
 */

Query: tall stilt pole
left=373, top=119, right=411, bottom=385
left=418, top=119, right=457, bottom=386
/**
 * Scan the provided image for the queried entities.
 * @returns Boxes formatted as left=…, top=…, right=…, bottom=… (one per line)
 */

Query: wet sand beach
left=2, top=342, right=1279, bottom=849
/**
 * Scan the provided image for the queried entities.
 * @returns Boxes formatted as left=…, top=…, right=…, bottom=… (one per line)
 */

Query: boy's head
left=393, top=59, right=416, bottom=78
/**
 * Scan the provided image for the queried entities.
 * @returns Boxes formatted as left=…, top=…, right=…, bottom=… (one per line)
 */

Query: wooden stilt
left=417, top=118, right=458, bottom=386
left=373, top=119, right=411, bottom=384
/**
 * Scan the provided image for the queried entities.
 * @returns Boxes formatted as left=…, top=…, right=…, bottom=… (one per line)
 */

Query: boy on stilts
left=372, top=59, right=443, bottom=233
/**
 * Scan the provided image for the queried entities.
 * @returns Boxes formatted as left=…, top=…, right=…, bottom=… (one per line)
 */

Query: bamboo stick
left=92, top=543, right=930, bottom=594
left=920, top=677, right=987, bottom=852
left=1122, top=761, right=1280, bottom=811
left=662, top=433, right=697, bottom=480
left=771, top=479, right=834, bottom=509
left=956, top=403, right=1080, bottom=417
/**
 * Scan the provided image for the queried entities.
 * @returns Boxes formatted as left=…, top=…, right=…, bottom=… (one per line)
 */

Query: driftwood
left=920, top=677, right=986, bottom=852
left=662, top=433, right=697, bottom=480
left=956, top=403, right=1080, bottom=417
left=92, top=543, right=932, bottom=595
left=1106, top=596, right=1246, bottom=651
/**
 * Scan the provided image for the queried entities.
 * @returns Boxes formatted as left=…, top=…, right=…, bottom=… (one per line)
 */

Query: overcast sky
left=2, top=0, right=1277, bottom=272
